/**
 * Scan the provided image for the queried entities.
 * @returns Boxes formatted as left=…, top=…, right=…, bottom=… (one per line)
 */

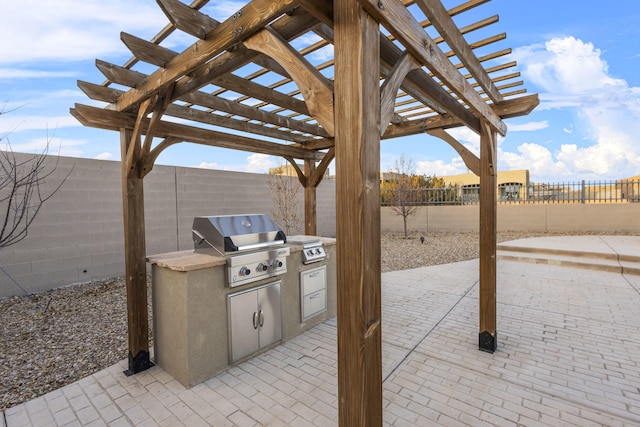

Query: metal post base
left=123, top=350, right=154, bottom=376
left=479, top=331, right=497, bottom=353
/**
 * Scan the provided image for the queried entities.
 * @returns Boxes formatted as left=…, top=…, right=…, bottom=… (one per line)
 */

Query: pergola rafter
left=71, top=0, right=539, bottom=424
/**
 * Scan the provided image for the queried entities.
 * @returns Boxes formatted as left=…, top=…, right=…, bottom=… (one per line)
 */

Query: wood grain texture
left=115, top=0, right=297, bottom=112
left=383, top=94, right=539, bottom=139
left=414, top=0, right=503, bottom=103
left=119, top=129, right=149, bottom=368
left=72, top=104, right=322, bottom=161
left=335, top=1, right=383, bottom=425
left=244, top=28, right=335, bottom=135
left=358, top=0, right=507, bottom=136
left=303, top=159, right=317, bottom=236
left=479, top=120, right=497, bottom=341
left=157, top=0, right=219, bottom=39
left=380, top=51, right=420, bottom=136
left=76, top=81, right=313, bottom=143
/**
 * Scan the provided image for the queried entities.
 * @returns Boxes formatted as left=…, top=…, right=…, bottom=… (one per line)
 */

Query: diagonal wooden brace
left=243, top=28, right=335, bottom=136
left=380, top=51, right=421, bottom=136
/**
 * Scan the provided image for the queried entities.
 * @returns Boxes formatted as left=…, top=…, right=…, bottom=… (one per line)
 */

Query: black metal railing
left=380, top=179, right=640, bottom=206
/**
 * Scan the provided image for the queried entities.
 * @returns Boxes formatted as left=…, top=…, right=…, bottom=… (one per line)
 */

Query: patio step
left=497, top=243, right=640, bottom=276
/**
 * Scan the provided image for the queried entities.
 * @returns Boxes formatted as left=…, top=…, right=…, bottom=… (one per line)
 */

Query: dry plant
left=383, top=154, right=420, bottom=238
left=267, top=166, right=302, bottom=235
left=0, top=106, right=72, bottom=300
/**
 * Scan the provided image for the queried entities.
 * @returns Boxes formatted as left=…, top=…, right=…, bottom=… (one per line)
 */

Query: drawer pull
left=309, top=292, right=321, bottom=299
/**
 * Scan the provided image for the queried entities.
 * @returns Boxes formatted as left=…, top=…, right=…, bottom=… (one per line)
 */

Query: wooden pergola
left=71, top=0, right=538, bottom=424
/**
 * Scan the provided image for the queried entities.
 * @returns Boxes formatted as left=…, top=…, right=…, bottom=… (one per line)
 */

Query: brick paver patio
left=3, top=236, right=640, bottom=426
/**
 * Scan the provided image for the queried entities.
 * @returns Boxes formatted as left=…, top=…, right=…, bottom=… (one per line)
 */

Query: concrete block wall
left=4, top=151, right=636, bottom=297
left=0, top=154, right=336, bottom=298
left=381, top=203, right=640, bottom=233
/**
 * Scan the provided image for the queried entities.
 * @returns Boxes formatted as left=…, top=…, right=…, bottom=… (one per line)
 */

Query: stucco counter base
left=147, top=238, right=336, bottom=388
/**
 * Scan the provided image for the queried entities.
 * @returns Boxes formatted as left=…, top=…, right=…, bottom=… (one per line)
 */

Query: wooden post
left=304, top=159, right=317, bottom=236
left=335, top=1, right=383, bottom=425
left=120, top=129, right=152, bottom=375
left=479, top=121, right=497, bottom=352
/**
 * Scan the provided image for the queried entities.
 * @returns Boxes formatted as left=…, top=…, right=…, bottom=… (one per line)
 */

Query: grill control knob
left=274, top=260, right=283, bottom=268
left=315, top=248, right=322, bottom=255
left=257, top=263, right=268, bottom=272
left=239, top=267, right=251, bottom=276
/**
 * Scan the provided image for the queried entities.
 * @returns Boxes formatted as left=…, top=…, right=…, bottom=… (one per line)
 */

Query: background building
left=439, top=169, right=530, bottom=202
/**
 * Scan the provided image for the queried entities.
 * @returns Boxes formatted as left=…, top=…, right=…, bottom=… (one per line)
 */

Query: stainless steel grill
left=192, top=214, right=289, bottom=287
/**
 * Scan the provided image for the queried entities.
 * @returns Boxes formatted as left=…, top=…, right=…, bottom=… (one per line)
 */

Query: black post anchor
left=479, top=331, right=497, bottom=353
left=124, top=350, right=154, bottom=376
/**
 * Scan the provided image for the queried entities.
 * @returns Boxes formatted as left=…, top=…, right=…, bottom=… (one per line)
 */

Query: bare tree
left=267, top=163, right=302, bottom=235
left=0, top=144, right=68, bottom=248
left=0, top=107, right=71, bottom=300
left=381, top=154, right=420, bottom=238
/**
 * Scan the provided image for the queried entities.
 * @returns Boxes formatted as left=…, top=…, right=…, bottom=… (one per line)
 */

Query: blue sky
left=1, top=0, right=639, bottom=183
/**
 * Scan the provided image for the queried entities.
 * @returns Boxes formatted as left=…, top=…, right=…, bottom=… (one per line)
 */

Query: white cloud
left=1, top=1, right=166, bottom=65
left=94, top=152, right=113, bottom=161
left=512, top=37, right=624, bottom=95
left=200, top=1, right=246, bottom=22
left=416, top=158, right=468, bottom=176
left=0, top=114, right=81, bottom=133
left=508, top=121, right=549, bottom=132
left=198, top=162, right=220, bottom=170
left=2, top=136, right=87, bottom=158
left=0, top=69, right=78, bottom=79
left=500, top=143, right=568, bottom=180
left=244, top=154, right=276, bottom=173
left=504, top=36, right=640, bottom=180
left=290, top=33, right=334, bottom=63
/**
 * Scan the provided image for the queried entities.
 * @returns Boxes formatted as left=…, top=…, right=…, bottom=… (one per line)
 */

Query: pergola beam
left=358, top=0, right=507, bottom=136
left=71, top=104, right=323, bottom=161
left=414, top=0, right=503, bottom=104
left=115, top=0, right=299, bottom=112
left=157, top=0, right=219, bottom=39
left=93, top=60, right=330, bottom=137
left=77, top=80, right=315, bottom=144
left=383, top=93, right=539, bottom=138
left=299, top=93, right=540, bottom=147
left=244, top=28, right=335, bottom=135
left=169, top=8, right=320, bottom=102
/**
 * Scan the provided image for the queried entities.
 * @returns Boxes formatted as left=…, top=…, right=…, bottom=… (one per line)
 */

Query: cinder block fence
left=0, top=154, right=336, bottom=298
left=1, top=153, right=638, bottom=297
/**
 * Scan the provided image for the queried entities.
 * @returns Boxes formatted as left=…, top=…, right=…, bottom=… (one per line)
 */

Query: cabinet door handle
left=252, top=312, right=259, bottom=329
left=259, top=309, right=264, bottom=327
left=309, top=292, right=321, bottom=299
left=310, top=272, right=320, bottom=277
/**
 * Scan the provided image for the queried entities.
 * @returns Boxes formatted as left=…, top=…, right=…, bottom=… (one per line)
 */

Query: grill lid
left=192, top=214, right=286, bottom=254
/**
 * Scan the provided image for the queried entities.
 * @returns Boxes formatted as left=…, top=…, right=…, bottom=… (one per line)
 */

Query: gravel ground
left=0, top=230, right=632, bottom=411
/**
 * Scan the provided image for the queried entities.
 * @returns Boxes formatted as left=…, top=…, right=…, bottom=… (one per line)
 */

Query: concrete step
left=497, top=240, right=640, bottom=276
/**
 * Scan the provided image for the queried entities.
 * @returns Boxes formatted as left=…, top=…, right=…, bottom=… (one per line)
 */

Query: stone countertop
left=147, top=236, right=336, bottom=272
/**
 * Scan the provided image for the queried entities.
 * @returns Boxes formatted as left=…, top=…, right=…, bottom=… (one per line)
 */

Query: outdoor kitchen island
left=147, top=235, right=336, bottom=388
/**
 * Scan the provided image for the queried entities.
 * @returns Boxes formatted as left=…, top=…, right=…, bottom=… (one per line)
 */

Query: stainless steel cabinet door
left=228, top=281, right=282, bottom=363
left=257, top=282, right=282, bottom=348
left=228, top=289, right=260, bottom=362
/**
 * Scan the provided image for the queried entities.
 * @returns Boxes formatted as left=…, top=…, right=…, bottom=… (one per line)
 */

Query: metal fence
left=381, top=179, right=640, bottom=206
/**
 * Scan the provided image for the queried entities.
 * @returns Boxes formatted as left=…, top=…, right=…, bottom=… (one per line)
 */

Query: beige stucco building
left=439, top=169, right=530, bottom=202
